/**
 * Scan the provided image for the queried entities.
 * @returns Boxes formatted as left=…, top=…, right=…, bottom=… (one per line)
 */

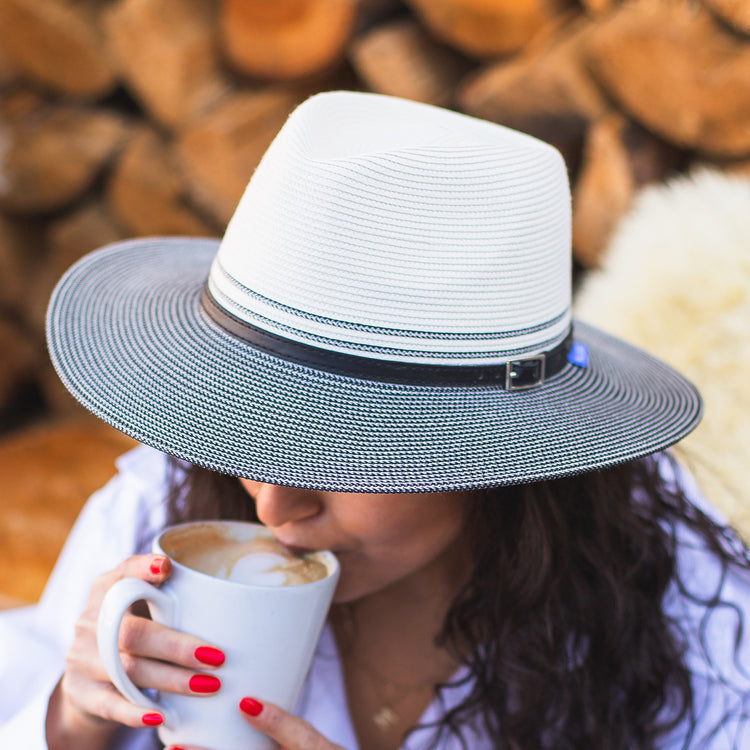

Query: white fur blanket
left=575, top=169, right=750, bottom=539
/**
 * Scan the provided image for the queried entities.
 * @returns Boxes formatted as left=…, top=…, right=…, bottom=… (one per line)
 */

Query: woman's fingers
left=162, top=699, right=353, bottom=750
left=117, top=614, right=225, bottom=673
left=239, top=697, right=348, bottom=750
left=59, top=628, right=219, bottom=742
left=60, top=553, right=227, bottom=721
left=49, top=552, right=229, bottom=748
left=118, top=647, right=222, bottom=696
left=70, top=594, right=224, bottom=696
left=115, top=615, right=225, bottom=696
left=58, top=671, right=166, bottom=731
left=88, top=553, right=172, bottom=608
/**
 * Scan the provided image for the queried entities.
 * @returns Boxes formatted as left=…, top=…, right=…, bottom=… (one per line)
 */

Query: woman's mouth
left=284, top=544, right=316, bottom=556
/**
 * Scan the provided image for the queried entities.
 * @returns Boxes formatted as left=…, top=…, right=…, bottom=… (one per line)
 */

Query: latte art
left=163, top=526, right=328, bottom=586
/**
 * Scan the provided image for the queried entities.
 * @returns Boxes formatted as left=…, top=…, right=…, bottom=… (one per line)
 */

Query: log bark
left=176, top=89, right=308, bottom=227
left=108, top=128, right=219, bottom=238
left=0, top=419, right=137, bottom=603
left=28, top=201, right=126, bottom=415
left=723, top=159, right=750, bottom=178
left=572, top=113, right=634, bottom=268
left=0, top=94, right=131, bottom=214
left=0, top=215, right=43, bottom=314
left=0, top=39, right=20, bottom=89
left=705, top=0, right=750, bottom=34
left=458, top=17, right=606, bottom=160
left=220, top=0, right=358, bottom=80
left=24, top=201, right=124, bottom=336
left=104, top=0, right=228, bottom=129
left=621, top=121, right=684, bottom=188
left=0, top=0, right=116, bottom=98
left=578, top=0, right=618, bottom=15
left=403, top=0, right=574, bottom=58
left=0, top=318, right=39, bottom=409
left=350, top=18, right=471, bottom=107
left=586, top=1, right=750, bottom=157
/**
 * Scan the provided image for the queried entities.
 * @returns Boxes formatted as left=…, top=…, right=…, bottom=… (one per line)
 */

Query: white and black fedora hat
left=46, top=91, right=701, bottom=492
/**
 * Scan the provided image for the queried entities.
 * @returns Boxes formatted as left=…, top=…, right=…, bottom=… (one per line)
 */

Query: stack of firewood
left=1, top=0, right=750, bottom=430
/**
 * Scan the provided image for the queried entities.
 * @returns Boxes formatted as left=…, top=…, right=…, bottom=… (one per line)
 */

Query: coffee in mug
left=162, top=523, right=328, bottom=586
left=97, top=520, right=339, bottom=750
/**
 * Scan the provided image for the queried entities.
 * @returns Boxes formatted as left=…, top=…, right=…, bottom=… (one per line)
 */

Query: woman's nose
left=252, top=484, right=323, bottom=528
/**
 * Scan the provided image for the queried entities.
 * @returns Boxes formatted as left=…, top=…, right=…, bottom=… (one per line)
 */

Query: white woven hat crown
left=207, top=91, right=571, bottom=367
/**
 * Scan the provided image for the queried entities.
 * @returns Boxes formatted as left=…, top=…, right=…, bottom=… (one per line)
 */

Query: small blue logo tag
left=568, top=342, right=589, bottom=368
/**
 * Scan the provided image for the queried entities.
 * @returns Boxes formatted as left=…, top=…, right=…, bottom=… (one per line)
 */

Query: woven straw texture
left=209, top=92, right=571, bottom=364
left=47, top=238, right=702, bottom=492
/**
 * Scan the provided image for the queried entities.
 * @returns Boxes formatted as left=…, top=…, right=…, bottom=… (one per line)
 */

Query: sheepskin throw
left=575, top=169, right=750, bottom=539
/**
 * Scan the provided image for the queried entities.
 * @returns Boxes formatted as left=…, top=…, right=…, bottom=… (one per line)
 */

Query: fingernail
left=189, top=673, right=221, bottom=693
left=240, top=697, right=263, bottom=716
left=141, top=712, right=163, bottom=726
left=195, top=645, right=225, bottom=666
left=150, top=557, right=166, bottom=575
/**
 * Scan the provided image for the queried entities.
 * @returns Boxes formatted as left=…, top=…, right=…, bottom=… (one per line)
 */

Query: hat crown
left=208, top=92, right=572, bottom=365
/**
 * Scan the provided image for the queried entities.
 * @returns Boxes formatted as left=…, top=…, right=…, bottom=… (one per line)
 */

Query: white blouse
left=1, top=446, right=748, bottom=749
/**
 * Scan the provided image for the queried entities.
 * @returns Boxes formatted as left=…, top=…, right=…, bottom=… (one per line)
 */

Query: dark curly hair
left=164, top=453, right=750, bottom=750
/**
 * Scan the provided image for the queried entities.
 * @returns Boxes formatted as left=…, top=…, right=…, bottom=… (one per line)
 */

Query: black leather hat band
left=201, top=288, right=573, bottom=389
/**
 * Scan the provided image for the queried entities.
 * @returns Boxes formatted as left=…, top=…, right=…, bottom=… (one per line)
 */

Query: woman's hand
left=163, top=697, right=348, bottom=750
left=46, top=553, right=225, bottom=750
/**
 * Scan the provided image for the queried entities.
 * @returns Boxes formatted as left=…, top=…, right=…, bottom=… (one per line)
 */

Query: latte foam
left=163, top=525, right=328, bottom=586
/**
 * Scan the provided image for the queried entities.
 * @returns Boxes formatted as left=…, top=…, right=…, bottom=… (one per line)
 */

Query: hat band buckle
left=506, top=355, right=546, bottom=390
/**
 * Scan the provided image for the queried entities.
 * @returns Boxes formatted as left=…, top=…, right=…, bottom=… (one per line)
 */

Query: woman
left=2, top=91, right=748, bottom=750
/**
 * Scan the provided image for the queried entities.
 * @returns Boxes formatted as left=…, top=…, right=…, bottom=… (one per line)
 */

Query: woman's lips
left=281, top=540, right=343, bottom=558
left=274, top=536, right=322, bottom=555
left=284, top=544, right=315, bottom=556
left=271, top=531, right=341, bottom=556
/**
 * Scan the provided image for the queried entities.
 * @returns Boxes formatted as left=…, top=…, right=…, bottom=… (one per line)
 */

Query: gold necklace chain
left=348, top=652, right=440, bottom=732
left=332, top=604, right=457, bottom=733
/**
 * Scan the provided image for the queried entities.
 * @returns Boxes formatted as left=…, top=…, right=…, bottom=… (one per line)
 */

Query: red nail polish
left=240, top=697, right=263, bottom=716
left=189, top=673, right=221, bottom=693
left=149, top=557, right=165, bottom=575
left=195, top=645, right=225, bottom=666
left=142, top=712, right=163, bottom=726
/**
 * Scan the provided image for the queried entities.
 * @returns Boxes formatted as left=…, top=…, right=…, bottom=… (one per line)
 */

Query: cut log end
left=404, top=0, right=574, bottom=58
left=458, top=17, right=606, bottom=158
left=572, top=113, right=635, bottom=268
left=108, top=128, right=219, bottom=237
left=705, top=0, right=750, bottom=35
left=350, top=18, right=471, bottom=106
left=586, top=1, right=750, bottom=157
left=0, top=419, right=138, bottom=603
left=104, top=0, right=229, bottom=129
left=220, top=0, right=358, bottom=80
left=0, top=0, right=116, bottom=98
left=0, top=98, right=131, bottom=215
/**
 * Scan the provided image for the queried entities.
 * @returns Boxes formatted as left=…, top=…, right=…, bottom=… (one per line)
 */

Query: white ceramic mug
left=97, top=520, right=340, bottom=750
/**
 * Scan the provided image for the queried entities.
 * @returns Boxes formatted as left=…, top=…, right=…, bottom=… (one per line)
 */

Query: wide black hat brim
left=46, top=238, right=702, bottom=492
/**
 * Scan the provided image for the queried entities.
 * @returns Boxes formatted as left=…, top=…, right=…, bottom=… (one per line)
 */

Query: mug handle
left=97, top=577, right=178, bottom=725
